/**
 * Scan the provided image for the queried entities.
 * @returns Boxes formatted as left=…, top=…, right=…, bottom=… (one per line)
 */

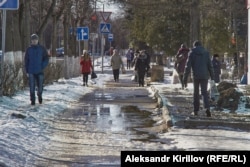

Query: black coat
left=184, top=46, right=214, bottom=81
left=212, top=58, right=221, bottom=83
left=135, top=55, right=149, bottom=73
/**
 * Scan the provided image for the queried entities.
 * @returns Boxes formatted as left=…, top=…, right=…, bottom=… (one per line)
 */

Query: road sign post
left=76, top=27, right=89, bottom=56
left=99, top=23, right=111, bottom=73
left=77, top=27, right=89, bottom=41
left=0, top=0, right=19, bottom=96
left=100, top=23, right=111, bottom=34
left=108, top=34, right=113, bottom=57
left=0, top=0, right=19, bottom=10
left=248, top=0, right=250, bottom=85
left=100, top=11, right=112, bottom=22
left=90, top=33, right=98, bottom=71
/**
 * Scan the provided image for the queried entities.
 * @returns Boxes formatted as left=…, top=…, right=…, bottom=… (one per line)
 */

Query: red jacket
left=175, top=47, right=189, bottom=73
left=80, top=58, right=93, bottom=74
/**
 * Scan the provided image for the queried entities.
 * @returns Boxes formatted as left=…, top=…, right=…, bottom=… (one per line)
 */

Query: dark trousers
left=113, top=69, right=120, bottom=81
left=178, top=73, right=184, bottom=88
left=193, top=79, right=209, bottom=112
left=29, top=73, right=44, bottom=102
left=138, top=70, right=146, bottom=86
left=127, top=60, right=131, bottom=69
left=82, top=73, right=89, bottom=84
left=214, top=74, right=220, bottom=83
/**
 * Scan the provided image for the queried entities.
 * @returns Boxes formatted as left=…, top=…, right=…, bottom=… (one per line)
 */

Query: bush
left=1, top=56, right=79, bottom=97
left=1, top=62, right=25, bottom=96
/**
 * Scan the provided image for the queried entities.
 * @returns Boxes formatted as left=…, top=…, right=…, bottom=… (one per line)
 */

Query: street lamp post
left=247, top=0, right=250, bottom=84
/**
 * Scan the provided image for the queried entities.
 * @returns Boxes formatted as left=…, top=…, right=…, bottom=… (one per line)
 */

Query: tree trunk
left=190, top=0, right=200, bottom=44
left=63, top=13, right=69, bottom=56
left=5, top=10, right=21, bottom=52
left=52, top=16, right=57, bottom=57
left=20, top=0, right=31, bottom=52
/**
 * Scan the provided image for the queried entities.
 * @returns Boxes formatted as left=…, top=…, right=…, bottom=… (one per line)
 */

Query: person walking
left=212, top=54, right=221, bottom=83
left=183, top=40, right=214, bottom=117
left=25, top=34, right=49, bottom=105
left=232, top=52, right=238, bottom=81
left=110, top=49, right=124, bottom=82
left=174, top=44, right=189, bottom=89
left=131, top=50, right=140, bottom=82
left=135, top=50, right=150, bottom=87
left=80, top=50, right=93, bottom=86
left=126, top=49, right=132, bottom=69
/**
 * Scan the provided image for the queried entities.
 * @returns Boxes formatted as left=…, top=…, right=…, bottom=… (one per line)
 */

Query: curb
left=150, top=85, right=173, bottom=129
left=150, top=85, right=250, bottom=131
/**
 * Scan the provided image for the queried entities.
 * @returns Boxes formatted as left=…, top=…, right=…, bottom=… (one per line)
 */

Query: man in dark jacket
left=25, top=34, right=49, bottom=105
left=183, top=40, right=214, bottom=117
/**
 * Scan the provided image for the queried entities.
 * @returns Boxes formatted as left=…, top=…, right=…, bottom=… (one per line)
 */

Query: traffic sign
left=77, top=27, right=89, bottom=41
left=100, top=23, right=111, bottom=34
left=108, top=33, right=113, bottom=41
left=100, top=11, right=112, bottom=22
left=0, top=0, right=19, bottom=10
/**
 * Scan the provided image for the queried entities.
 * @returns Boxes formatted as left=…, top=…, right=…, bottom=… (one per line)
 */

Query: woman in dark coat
left=135, top=50, right=150, bottom=87
left=212, top=54, right=221, bottom=83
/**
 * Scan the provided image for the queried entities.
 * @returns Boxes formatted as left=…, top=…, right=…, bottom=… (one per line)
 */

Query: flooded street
left=0, top=77, right=170, bottom=167
left=2, top=69, right=250, bottom=167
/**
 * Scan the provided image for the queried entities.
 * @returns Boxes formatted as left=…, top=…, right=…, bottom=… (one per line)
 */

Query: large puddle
left=59, top=104, right=158, bottom=142
left=0, top=88, right=163, bottom=166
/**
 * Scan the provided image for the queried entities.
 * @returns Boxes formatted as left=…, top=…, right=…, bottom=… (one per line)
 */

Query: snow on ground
left=0, top=55, right=250, bottom=151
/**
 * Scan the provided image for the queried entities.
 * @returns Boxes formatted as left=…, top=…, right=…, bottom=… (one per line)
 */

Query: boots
left=206, top=109, right=211, bottom=117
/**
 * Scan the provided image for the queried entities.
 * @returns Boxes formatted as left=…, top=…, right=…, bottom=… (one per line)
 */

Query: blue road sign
left=108, top=33, right=113, bottom=42
left=100, top=23, right=111, bottom=34
left=0, top=0, right=19, bottom=10
left=77, top=27, right=89, bottom=41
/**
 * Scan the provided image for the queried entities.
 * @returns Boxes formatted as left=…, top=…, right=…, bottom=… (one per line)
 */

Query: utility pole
left=101, top=4, right=104, bottom=74
left=247, top=0, right=250, bottom=84
left=190, top=0, right=200, bottom=44
left=0, top=10, right=6, bottom=96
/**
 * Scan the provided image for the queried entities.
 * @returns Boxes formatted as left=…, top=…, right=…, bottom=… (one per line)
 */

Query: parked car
left=89, top=52, right=101, bottom=57
left=56, top=47, right=64, bottom=57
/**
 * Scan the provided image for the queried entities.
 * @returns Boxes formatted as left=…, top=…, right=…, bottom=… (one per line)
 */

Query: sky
left=96, top=0, right=124, bottom=19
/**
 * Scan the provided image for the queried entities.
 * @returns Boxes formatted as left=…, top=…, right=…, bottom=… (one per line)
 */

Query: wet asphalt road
left=0, top=70, right=169, bottom=167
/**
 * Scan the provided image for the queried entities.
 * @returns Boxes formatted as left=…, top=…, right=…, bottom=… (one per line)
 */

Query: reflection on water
left=59, top=104, right=158, bottom=142
left=80, top=104, right=157, bottom=142
left=1, top=104, right=158, bottom=166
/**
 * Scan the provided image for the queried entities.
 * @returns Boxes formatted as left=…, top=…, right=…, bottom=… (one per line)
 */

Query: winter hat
left=31, top=34, right=39, bottom=40
left=213, top=54, right=219, bottom=58
left=193, top=40, right=201, bottom=47
left=83, top=50, right=87, bottom=54
left=181, top=44, right=186, bottom=48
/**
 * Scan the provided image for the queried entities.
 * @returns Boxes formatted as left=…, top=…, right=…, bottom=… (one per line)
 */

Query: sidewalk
left=149, top=68, right=250, bottom=131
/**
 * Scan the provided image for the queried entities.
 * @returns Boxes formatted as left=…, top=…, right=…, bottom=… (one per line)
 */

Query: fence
left=1, top=51, right=81, bottom=96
